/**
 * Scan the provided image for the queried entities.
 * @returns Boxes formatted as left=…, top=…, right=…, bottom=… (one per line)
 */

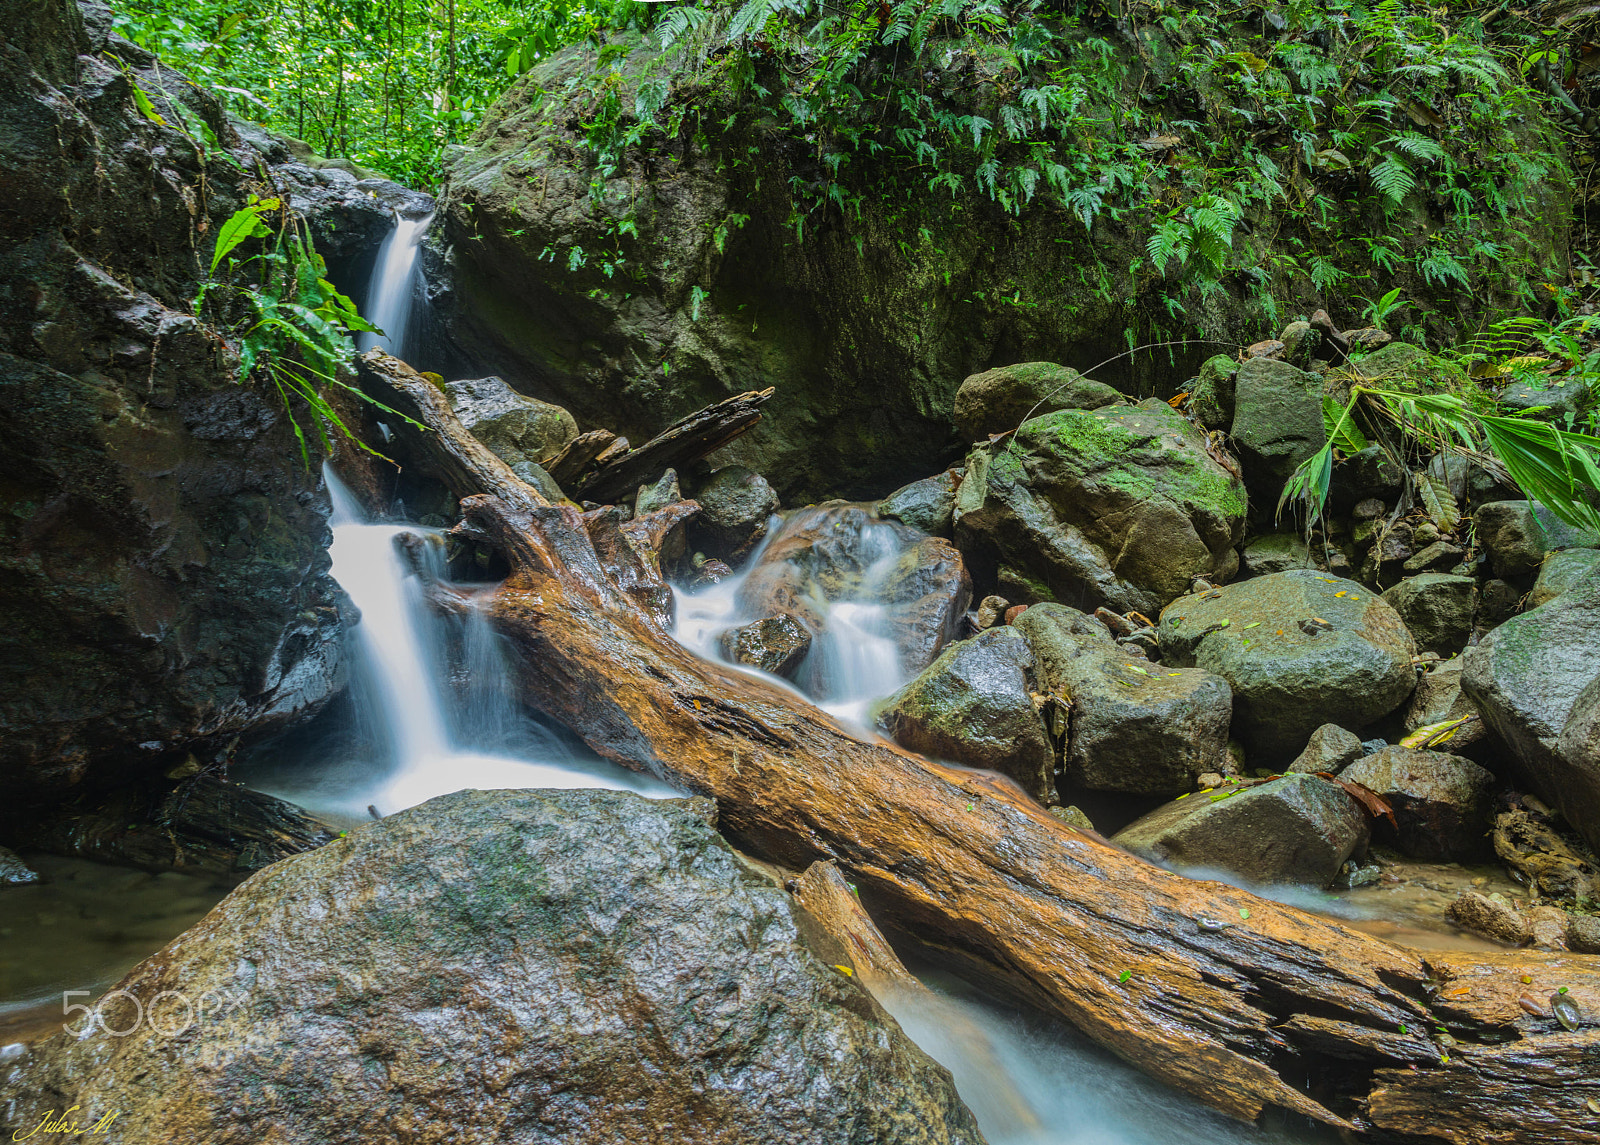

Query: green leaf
left=210, top=205, right=268, bottom=274
left=1323, top=395, right=1370, bottom=455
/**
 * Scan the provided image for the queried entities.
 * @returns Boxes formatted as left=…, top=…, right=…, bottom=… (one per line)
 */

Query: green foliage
left=196, top=196, right=414, bottom=464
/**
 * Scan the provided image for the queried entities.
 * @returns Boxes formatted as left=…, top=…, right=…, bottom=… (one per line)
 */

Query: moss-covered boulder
left=953, top=401, right=1246, bottom=615
left=444, top=374, right=578, bottom=468
left=1229, top=358, right=1326, bottom=492
left=1160, top=570, right=1417, bottom=757
left=952, top=362, right=1120, bottom=442
left=1187, top=355, right=1239, bottom=431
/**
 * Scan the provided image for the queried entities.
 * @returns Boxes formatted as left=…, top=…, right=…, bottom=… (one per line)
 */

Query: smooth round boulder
left=954, top=401, right=1246, bottom=616
left=444, top=374, right=578, bottom=465
left=690, top=465, right=781, bottom=566
left=952, top=362, right=1121, bottom=441
left=1381, top=573, right=1476, bottom=656
left=1340, top=746, right=1495, bottom=861
left=1111, top=773, right=1370, bottom=886
left=1160, top=570, right=1417, bottom=757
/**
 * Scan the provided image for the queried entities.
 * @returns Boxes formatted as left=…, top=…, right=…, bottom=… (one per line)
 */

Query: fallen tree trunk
left=362, top=352, right=1600, bottom=1143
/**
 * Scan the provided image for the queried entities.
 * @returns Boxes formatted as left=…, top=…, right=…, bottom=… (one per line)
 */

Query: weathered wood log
left=792, top=860, right=921, bottom=995
left=542, top=428, right=618, bottom=487
left=360, top=354, right=1600, bottom=1142
left=571, top=387, right=776, bottom=503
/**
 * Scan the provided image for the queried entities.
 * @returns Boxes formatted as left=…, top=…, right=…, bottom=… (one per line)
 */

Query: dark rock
left=1009, top=602, right=1115, bottom=659
left=877, top=471, right=959, bottom=537
left=720, top=615, right=812, bottom=679
left=1401, top=541, right=1464, bottom=573
left=1492, top=807, right=1597, bottom=902
left=1, top=790, right=982, bottom=1144
left=635, top=468, right=682, bottom=516
left=877, top=627, right=1055, bottom=804
left=1477, top=579, right=1522, bottom=631
left=1530, top=548, right=1600, bottom=607
left=1344, top=327, right=1395, bottom=353
left=1187, top=354, right=1238, bottom=430
left=1347, top=341, right=1424, bottom=378
left=952, top=362, right=1121, bottom=441
left=1111, top=774, right=1370, bottom=886
left=1229, top=358, right=1326, bottom=489
left=0, top=845, right=38, bottom=886
left=1352, top=496, right=1389, bottom=521
left=1242, top=533, right=1311, bottom=576
left=1245, top=339, right=1287, bottom=360
left=1050, top=805, right=1096, bottom=832
left=510, top=460, right=566, bottom=502
left=690, top=465, right=781, bottom=566
left=1286, top=724, right=1365, bottom=774
left=444, top=374, right=578, bottom=467
left=1309, top=310, right=1349, bottom=356
left=1382, top=573, right=1476, bottom=655
left=1340, top=747, right=1494, bottom=860
left=1160, top=570, right=1417, bottom=756
left=1403, top=660, right=1488, bottom=754
left=1474, top=500, right=1600, bottom=579
left=954, top=401, right=1246, bottom=616
left=975, top=595, right=1009, bottom=629
left=1501, top=376, right=1592, bottom=419
left=1463, top=567, right=1600, bottom=853
left=1447, top=890, right=1531, bottom=946
left=1279, top=321, right=1320, bottom=370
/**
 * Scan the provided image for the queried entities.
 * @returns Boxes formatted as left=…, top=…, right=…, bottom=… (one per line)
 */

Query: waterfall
left=242, top=468, right=673, bottom=822
left=358, top=213, right=433, bottom=360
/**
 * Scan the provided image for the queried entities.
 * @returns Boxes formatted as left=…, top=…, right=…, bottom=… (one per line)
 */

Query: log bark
left=359, top=352, right=1600, bottom=1143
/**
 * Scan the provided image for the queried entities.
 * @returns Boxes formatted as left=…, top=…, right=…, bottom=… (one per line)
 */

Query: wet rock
left=1463, top=567, right=1600, bottom=853
left=1279, top=321, right=1320, bottom=370
left=1447, top=890, right=1531, bottom=946
left=1346, top=449, right=1405, bottom=499
left=510, top=460, right=565, bottom=502
left=1111, top=774, right=1370, bottom=886
left=1188, top=354, right=1239, bottom=430
left=1229, top=358, right=1325, bottom=489
left=1403, top=660, right=1487, bottom=754
left=1474, top=500, right=1600, bottom=579
left=1286, top=724, right=1365, bottom=774
left=720, top=615, right=812, bottom=679
left=1382, top=573, right=1476, bottom=655
left=1160, top=570, right=1417, bottom=757
left=1530, top=548, right=1600, bottom=607
left=952, top=362, right=1121, bottom=441
left=0, top=845, right=38, bottom=886
left=1, top=790, right=982, bottom=1145
left=1340, top=747, right=1494, bottom=861
left=444, top=374, right=579, bottom=469
left=739, top=506, right=969, bottom=682
left=877, top=628, right=1055, bottom=804
left=1401, top=541, right=1465, bottom=574
left=1242, top=533, right=1311, bottom=576
left=1502, top=376, right=1592, bottom=420
left=1050, top=805, right=1095, bottom=832
left=689, top=465, right=781, bottom=566
left=1570, top=913, right=1600, bottom=954
left=1025, top=630, right=1233, bottom=796
left=1010, top=602, right=1115, bottom=658
left=1528, top=906, right=1571, bottom=951
left=954, top=401, right=1246, bottom=616
left=975, top=595, right=1009, bottom=629
left=634, top=468, right=683, bottom=516
left=877, top=471, right=959, bottom=537
left=1476, top=578, right=1522, bottom=632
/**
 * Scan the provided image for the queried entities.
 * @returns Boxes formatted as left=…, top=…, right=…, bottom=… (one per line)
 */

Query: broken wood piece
left=573, top=387, right=775, bottom=503
left=540, top=428, right=617, bottom=488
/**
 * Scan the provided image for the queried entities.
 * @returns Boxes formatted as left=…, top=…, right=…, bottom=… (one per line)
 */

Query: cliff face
left=0, top=0, right=419, bottom=810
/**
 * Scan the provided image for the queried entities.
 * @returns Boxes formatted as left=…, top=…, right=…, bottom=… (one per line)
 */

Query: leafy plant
left=1358, top=288, right=1411, bottom=332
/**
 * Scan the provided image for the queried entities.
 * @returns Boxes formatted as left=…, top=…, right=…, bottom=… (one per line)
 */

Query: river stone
left=954, top=402, right=1246, bottom=616
left=1530, top=548, right=1600, bottom=607
left=878, top=471, right=959, bottom=537
left=1229, top=358, right=1326, bottom=488
left=1286, top=724, right=1365, bottom=774
left=1447, top=890, right=1531, bottom=946
left=0, top=790, right=982, bottom=1145
left=1242, top=533, right=1311, bottom=576
left=1474, top=500, right=1600, bottom=579
left=1188, top=354, right=1239, bottom=430
left=444, top=374, right=579, bottom=468
left=0, top=845, right=38, bottom=886
left=1111, top=774, right=1370, bottom=886
left=1160, top=570, right=1417, bottom=757
left=1340, top=747, right=1495, bottom=861
left=1463, top=567, right=1600, bottom=853
left=1502, top=376, right=1592, bottom=419
left=877, top=627, right=1055, bottom=804
left=720, top=615, right=812, bottom=679
left=690, top=465, right=780, bottom=566
left=1403, top=660, right=1488, bottom=753
left=1382, top=573, right=1476, bottom=655
left=635, top=467, right=682, bottom=516
left=952, top=362, right=1121, bottom=441
left=1011, top=601, right=1115, bottom=657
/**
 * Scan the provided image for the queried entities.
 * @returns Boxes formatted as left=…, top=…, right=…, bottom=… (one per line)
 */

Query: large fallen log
left=361, top=352, right=1600, bottom=1143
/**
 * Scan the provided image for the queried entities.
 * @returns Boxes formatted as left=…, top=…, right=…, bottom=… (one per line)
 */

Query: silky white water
left=245, top=470, right=672, bottom=821
left=358, top=213, right=433, bottom=359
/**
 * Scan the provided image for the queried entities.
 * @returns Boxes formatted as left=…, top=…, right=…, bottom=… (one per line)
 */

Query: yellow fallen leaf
left=833, top=965, right=854, bottom=976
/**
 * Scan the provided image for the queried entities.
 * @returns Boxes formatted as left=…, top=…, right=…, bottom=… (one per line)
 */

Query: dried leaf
left=1417, top=469, right=1462, bottom=532
left=1333, top=777, right=1399, bottom=829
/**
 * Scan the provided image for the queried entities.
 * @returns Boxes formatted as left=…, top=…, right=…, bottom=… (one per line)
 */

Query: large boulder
left=1462, top=567, right=1600, bottom=853
left=951, top=362, right=1120, bottom=441
left=1381, top=573, right=1476, bottom=656
left=1160, top=570, right=1417, bottom=757
left=954, top=402, right=1246, bottom=616
left=1111, top=774, right=1370, bottom=886
left=1014, top=610, right=1232, bottom=795
left=443, top=374, right=578, bottom=469
left=1473, top=500, right=1600, bottom=580
left=877, top=471, right=959, bottom=537
left=0, top=790, right=983, bottom=1145
left=1530, top=547, right=1600, bottom=607
left=1340, top=747, right=1495, bottom=861
left=877, top=627, right=1056, bottom=803
left=0, top=1, right=401, bottom=809
left=1229, top=358, right=1325, bottom=490
left=689, top=464, right=781, bottom=566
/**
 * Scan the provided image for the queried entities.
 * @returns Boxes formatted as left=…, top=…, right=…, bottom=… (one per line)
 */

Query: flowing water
left=238, top=470, right=673, bottom=823
left=358, top=213, right=433, bottom=359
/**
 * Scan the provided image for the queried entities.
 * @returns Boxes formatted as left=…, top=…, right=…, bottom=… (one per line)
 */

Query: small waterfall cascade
left=243, top=468, right=673, bottom=822
left=358, top=212, right=433, bottom=360
left=671, top=506, right=920, bottom=726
